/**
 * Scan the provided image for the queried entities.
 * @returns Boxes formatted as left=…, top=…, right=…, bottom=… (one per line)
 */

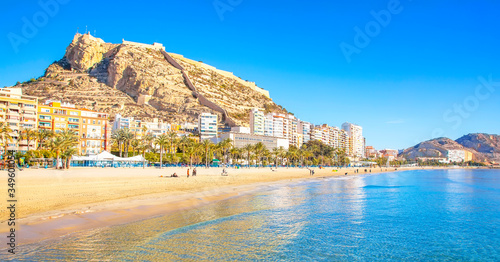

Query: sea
left=6, top=169, right=500, bottom=261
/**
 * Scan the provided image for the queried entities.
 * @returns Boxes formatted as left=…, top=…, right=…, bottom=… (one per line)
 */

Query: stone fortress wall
left=169, top=53, right=270, bottom=98
left=122, top=40, right=165, bottom=51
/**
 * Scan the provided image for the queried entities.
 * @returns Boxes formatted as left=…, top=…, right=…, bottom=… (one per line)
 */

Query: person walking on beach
left=193, top=168, right=197, bottom=176
left=187, top=168, right=190, bottom=178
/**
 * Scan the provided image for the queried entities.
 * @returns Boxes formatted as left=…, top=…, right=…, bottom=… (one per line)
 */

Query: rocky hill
left=399, top=136, right=493, bottom=162
left=456, top=133, right=500, bottom=162
left=16, top=33, right=287, bottom=125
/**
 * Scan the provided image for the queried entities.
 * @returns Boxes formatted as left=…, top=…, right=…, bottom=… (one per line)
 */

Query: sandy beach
left=0, top=166, right=465, bottom=244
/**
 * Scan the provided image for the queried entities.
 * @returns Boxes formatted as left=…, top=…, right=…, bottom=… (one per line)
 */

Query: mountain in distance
left=456, top=133, right=500, bottom=162
left=400, top=133, right=499, bottom=162
left=15, top=33, right=288, bottom=126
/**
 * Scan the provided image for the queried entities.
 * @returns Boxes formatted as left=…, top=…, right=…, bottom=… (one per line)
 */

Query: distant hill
left=15, top=33, right=288, bottom=126
left=399, top=136, right=491, bottom=162
left=456, top=133, right=500, bottom=162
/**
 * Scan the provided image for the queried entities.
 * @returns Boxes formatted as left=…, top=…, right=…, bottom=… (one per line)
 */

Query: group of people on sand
left=162, top=167, right=197, bottom=178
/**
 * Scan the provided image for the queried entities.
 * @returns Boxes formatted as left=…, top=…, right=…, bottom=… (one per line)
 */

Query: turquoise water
left=7, top=169, right=500, bottom=261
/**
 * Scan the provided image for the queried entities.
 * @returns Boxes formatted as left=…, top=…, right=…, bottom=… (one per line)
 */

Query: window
left=83, top=119, right=86, bottom=124
left=41, top=108, right=50, bottom=113
left=70, top=111, right=78, bottom=116
left=93, top=120, right=96, bottom=124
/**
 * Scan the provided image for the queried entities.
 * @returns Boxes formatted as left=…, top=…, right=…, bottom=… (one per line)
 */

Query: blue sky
left=1, top=0, right=499, bottom=150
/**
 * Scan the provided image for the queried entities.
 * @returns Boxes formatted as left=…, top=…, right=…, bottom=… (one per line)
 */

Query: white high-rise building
left=199, top=113, right=218, bottom=139
left=342, top=122, right=364, bottom=158
left=249, top=108, right=265, bottom=136
left=264, top=114, right=274, bottom=136
left=299, top=121, right=312, bottom=144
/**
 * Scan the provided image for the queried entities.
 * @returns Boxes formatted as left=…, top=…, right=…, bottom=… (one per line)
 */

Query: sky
left=1, top=0, right=499, bottom=150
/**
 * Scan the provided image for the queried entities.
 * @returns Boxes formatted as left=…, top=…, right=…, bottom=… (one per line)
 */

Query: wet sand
left=0, top=166, right=461, bottom=245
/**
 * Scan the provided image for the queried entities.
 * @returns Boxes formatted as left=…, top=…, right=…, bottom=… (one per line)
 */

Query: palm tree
left=253, top=142, right=265, bottom=167
left=229, top=147, right=240, bottom=165
left=35, top=129, right=53, bottom=150
left=277, top=146, right=286, bottom=167
left=121, top=128, right=135, bottom=157
left=0, top=122, right=13, bottom=157
left=185, top=142, right=199, bottom=167
left=243, top=144, right=254, bottom=168
left=20, top=128, right=37, bottom=151
left=130, top=138, right=140, bottom=155
left=218, top=138, right=233, bottom=165
left=167, top=131, right=178, bottom=155
left=179, top=136, right=190, bottom=158
left=61, top=147, right=78, bottom=169
left=47, top=130, right=77, bottom=170
left=111, top=130, right=124, bottom=157
left=154, top=134, right=169, bottom=169
left=201, top=139, right=213, bottom=168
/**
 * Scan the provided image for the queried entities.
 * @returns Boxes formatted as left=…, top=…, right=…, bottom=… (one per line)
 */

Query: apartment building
left=0, top=88, right=38, bottom=153
left=199, top=113, right=218, bottom=139
left=342, top=122, right=364, bottom=158
left=299, top=121, right=312, bottom=144
left=38, top=101, right=111, bottom=155
left=249, top=108, right=265, bottom=136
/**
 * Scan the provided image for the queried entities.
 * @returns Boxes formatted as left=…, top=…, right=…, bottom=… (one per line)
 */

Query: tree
left=218, top=138, right=232, bottom=165
left=130, top=138, right=140, bottom=155
left=154, top=134, right=169, bottom=169
left=20, top=128, right=37, bottom=151
left=253, top=142, right=265, bottom=167
left=167, top=131, right=178, bottom=155
left=185, top=141, right=199, bottom=167
left=229, top=147, right=240, bottom=165
left=0, top=122, right=13, bottom=157
left=120, top=128, right=135, bottom=157
left=201, top=139, right=213, bottom=168
left=111, top=130, right=124, bottom=157
left=243, top=144, right=254, bottom=167
left=35, top=129, right=53, bottom=150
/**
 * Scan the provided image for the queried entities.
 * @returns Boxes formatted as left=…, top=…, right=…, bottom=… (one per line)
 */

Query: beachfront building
left=231, top=126, right=251, bottom=134
left=299, top=121, right=312, bottom=144
left=264, top=114, right=274, bottom=137
left=250, top=108, right=265, bottom=136
left=212, top=132, right=289, bottom=150
left=0, top=88, right=38, bottom=153
left=38, top=101, right=111, bottom=155
left=379, top=149, right=398, bottom=161
left=199, top=113, right=218, bottom=140
left=447, top=149, right=473, bottom=163
left=365, top=146, right=379, bottom=159
left=112, top=114, right=176, bottom=138
left=342, top=122, right=364, bottom=158
left=339, top=129, right=350, bottom=155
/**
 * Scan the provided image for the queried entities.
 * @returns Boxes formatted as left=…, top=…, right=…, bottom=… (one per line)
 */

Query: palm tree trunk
left=159, top=145, right=163, bottom=169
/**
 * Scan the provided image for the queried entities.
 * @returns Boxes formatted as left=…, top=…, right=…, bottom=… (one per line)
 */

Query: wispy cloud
left=385, top=119, right=405, bottom=124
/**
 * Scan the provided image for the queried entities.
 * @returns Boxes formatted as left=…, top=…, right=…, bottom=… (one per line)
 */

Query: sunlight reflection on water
left=10, top=169, right=500, bottom=261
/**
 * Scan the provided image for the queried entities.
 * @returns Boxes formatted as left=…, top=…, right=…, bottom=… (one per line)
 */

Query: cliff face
left=19, top=33, right=287, bottom=125
left=456, top=133, right=500, bottom=162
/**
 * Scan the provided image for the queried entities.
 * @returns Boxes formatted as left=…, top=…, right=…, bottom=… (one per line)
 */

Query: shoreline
left=0, top=166, right=481, bottom=245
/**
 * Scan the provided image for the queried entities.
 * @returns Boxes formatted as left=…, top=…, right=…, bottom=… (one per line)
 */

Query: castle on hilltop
left=121, top=39, right=165, bottom=51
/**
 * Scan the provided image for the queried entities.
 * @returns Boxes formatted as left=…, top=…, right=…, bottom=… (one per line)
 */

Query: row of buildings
left=1, top=87, right=365, bottom=159
left=199, top=108, right=366, bottom=159
left=0, top=88, right=110, bottom=155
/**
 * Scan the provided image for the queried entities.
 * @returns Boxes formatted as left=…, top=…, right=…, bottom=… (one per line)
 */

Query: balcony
left=7, top=111, right=20, bottom=116
left=7, top=118, right=19, bottom=123
left=8, top=104, right=19, bottom=109
left=21, top=106, right=37, bottom=111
